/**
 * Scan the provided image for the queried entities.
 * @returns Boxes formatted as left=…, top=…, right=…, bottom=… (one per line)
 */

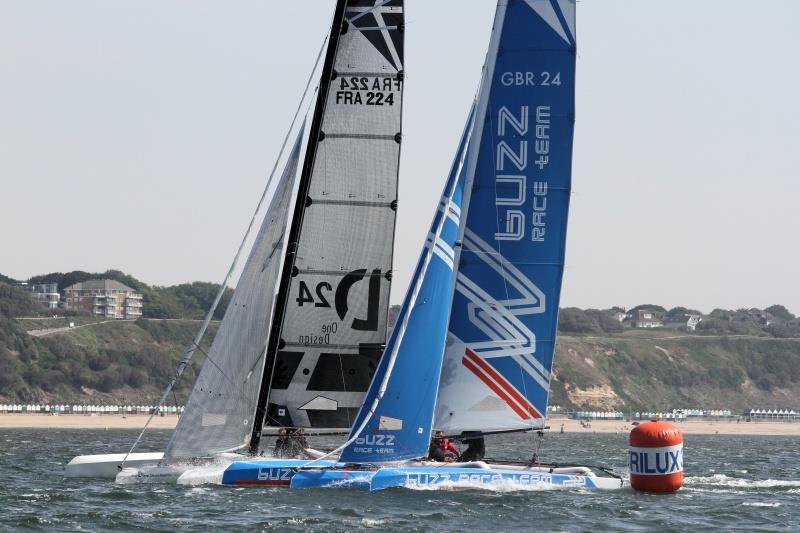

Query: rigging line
left=120, top=35, right=328, bottom=469
left=350, top=26, right=399, bottom=31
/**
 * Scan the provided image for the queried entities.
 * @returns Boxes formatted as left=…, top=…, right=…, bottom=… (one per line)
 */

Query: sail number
left=500, top=71, right=561, bottom=87
left=296, top=281, right=331, bottom=308
left=335, top=76, right=399, bottom=106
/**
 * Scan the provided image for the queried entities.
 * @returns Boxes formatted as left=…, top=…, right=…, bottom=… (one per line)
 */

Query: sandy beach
left=0, top=414, right=178, bottom=429
left=1, top=413, right=798, bottom=435
left=549, top=417, right=800, bottom=436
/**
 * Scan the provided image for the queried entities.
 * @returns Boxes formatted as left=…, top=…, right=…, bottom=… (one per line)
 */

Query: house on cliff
left=632, top=309, right=662, bottom=328
left=63, top=279, right=142, bottom=319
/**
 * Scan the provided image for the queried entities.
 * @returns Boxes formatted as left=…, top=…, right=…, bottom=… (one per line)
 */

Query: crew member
left=274, top=428, right=292, bottom=457
left=274, top=428, right=308, bottom=458
left=428, top=430, right=460, bottom=462
left=457, top=431, right=485, bottom=462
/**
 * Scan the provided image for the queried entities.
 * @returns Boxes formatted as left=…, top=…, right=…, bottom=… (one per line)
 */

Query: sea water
left=1, top=428, right=798, bottom=531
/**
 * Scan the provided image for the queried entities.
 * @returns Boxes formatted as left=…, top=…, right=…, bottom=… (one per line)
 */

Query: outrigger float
left=68, top=0, right=624, bottom=492
left=220, top=460, right=623, bottom=491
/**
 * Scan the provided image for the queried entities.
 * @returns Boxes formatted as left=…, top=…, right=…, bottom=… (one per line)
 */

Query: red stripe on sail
left=462, top=355, right=530, bottom=420
left=464, top=348, right=542, bottom=419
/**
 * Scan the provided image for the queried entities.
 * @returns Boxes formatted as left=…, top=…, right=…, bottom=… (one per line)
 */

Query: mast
left=249, top=0, right=349, bottom=454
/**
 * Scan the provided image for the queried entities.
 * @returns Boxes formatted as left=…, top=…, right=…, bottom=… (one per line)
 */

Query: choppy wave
left=742, top=502, right=782, bottom=507
left=4, top=429, right=800, bottom=531
left=685, top=474, right=800, bottom=489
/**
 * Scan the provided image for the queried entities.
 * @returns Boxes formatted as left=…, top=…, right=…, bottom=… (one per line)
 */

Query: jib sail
left=339, top=107, right=473, bottom=463
left=164, top=128, right=305, bottom=460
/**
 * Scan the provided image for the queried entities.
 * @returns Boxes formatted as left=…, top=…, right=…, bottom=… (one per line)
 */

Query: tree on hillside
left=558, top=308, right=602, bottom=334
left=629, top=304, right=667, bottom=318
left=585, top=309, right=624, bottom=333
left=0, top=283, right=43, bottom=318
left=709, top=308, right=733, bottom=320
left=765, top=305, right=795, bottom=322
left=0, top=273, right=17, bottom=284
left=27, top=269, right=145, bottom=293
left=665, top=306, right=703, bottom=320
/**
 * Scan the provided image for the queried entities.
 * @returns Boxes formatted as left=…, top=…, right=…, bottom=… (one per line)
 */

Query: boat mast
left=248, top=0, right=349, bottom=455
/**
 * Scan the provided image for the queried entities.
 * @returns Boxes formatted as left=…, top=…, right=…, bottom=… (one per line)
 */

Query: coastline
left=0, top=413, right=177, bottom=429
left=1, top=414, right=799, bottom=435
left=549, top=417, right=800, bottom=436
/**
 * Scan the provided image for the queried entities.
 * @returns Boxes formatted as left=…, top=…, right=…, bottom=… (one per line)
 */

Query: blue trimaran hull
left=220, top=460, right=623, bottom=490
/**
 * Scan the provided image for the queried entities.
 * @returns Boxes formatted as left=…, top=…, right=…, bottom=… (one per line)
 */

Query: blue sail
left=435, top=0, right=577, bottom=431
left=339, top=107, right=474, bottom=463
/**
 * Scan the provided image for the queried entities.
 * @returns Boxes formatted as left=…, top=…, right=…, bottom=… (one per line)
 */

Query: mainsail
left=257, top=0, right=406, bottom=435
left=434, top=0, right=577, bottom=432
left=164, top=128, right=305, bottom=460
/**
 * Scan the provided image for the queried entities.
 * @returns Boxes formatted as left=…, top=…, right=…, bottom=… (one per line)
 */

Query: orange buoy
left=629, top=419, right=683, bottom=492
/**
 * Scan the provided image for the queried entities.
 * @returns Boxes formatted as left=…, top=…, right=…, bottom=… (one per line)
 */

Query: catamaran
left=69, top=0, right=623, bottom=491
left=218, top=0, right=622, bottom=490
left=66, top=0, right=406, bottom=479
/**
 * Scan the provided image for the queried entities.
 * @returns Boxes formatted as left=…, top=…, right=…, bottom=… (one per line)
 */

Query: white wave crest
left=177, top=460, right=235, bottom=486
left=742, top=502, right=782, bottom=507
left=360, top=518, right=387, bottom=527
left=685, top=474, right=800, bottom=489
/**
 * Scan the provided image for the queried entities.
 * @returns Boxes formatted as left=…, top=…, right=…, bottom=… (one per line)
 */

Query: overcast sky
left=2, top=1, right=798, bottom=314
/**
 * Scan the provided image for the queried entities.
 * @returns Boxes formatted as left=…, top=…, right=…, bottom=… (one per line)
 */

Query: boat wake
left=177, top=462, right=233, bottom=486
left=115, top=456, right=237, bottom=485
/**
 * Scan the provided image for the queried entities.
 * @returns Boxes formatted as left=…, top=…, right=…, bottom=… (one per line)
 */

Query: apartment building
left=63, top=279, right=143, bottom=319
left=16, top=282, right=61, bottom=309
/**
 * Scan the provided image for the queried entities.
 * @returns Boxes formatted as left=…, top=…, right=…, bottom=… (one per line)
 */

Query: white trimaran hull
left=65, top=453, right=164, bottom=478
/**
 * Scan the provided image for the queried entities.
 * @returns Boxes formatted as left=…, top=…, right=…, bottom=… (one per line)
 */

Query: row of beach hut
left=570, top=411, right=625, bottom=420
left=747, top=409, right=800, bottom=420
left=0, top=404, right=183, bottom=414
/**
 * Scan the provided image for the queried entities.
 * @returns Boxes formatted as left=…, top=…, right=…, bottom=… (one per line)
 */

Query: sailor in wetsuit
left=274, top=428, right=309, bottom=458
left=428, top=430, right=461, bottom=462
left=457, top=431, right=486, bottom=462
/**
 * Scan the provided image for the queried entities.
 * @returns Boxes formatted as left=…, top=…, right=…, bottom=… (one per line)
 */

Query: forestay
left=266, top=0, right=405, bottom=429
left=163, top=129, right=304, bottom=460
left=339, top=107, right=474, bottom=463
left=435, top=0, right=577, bottom=432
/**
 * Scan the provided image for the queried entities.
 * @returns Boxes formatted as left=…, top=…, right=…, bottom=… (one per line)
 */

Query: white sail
left=163, top=129, right=304, bottom=459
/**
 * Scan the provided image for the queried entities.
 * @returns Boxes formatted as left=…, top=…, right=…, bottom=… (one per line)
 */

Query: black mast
left=248, top=0, right=349, bottom=455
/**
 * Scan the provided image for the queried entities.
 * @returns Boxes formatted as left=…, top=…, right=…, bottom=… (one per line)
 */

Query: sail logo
left=353, top=433, right=396, bottom=455
left=256, top=467, right=293, bottom=483
left=354, top=434, right=395, bottom=447
left=629, top=445, right=683, bottom=475
left=492, top=105, right=551, bottom=243
left=335, top=269, right=382, bottom=331
left=494, top=105, right=528, bottom=241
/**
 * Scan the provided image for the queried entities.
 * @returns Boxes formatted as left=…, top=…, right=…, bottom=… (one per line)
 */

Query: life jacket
left=439, top=438, right=460, bottom=462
